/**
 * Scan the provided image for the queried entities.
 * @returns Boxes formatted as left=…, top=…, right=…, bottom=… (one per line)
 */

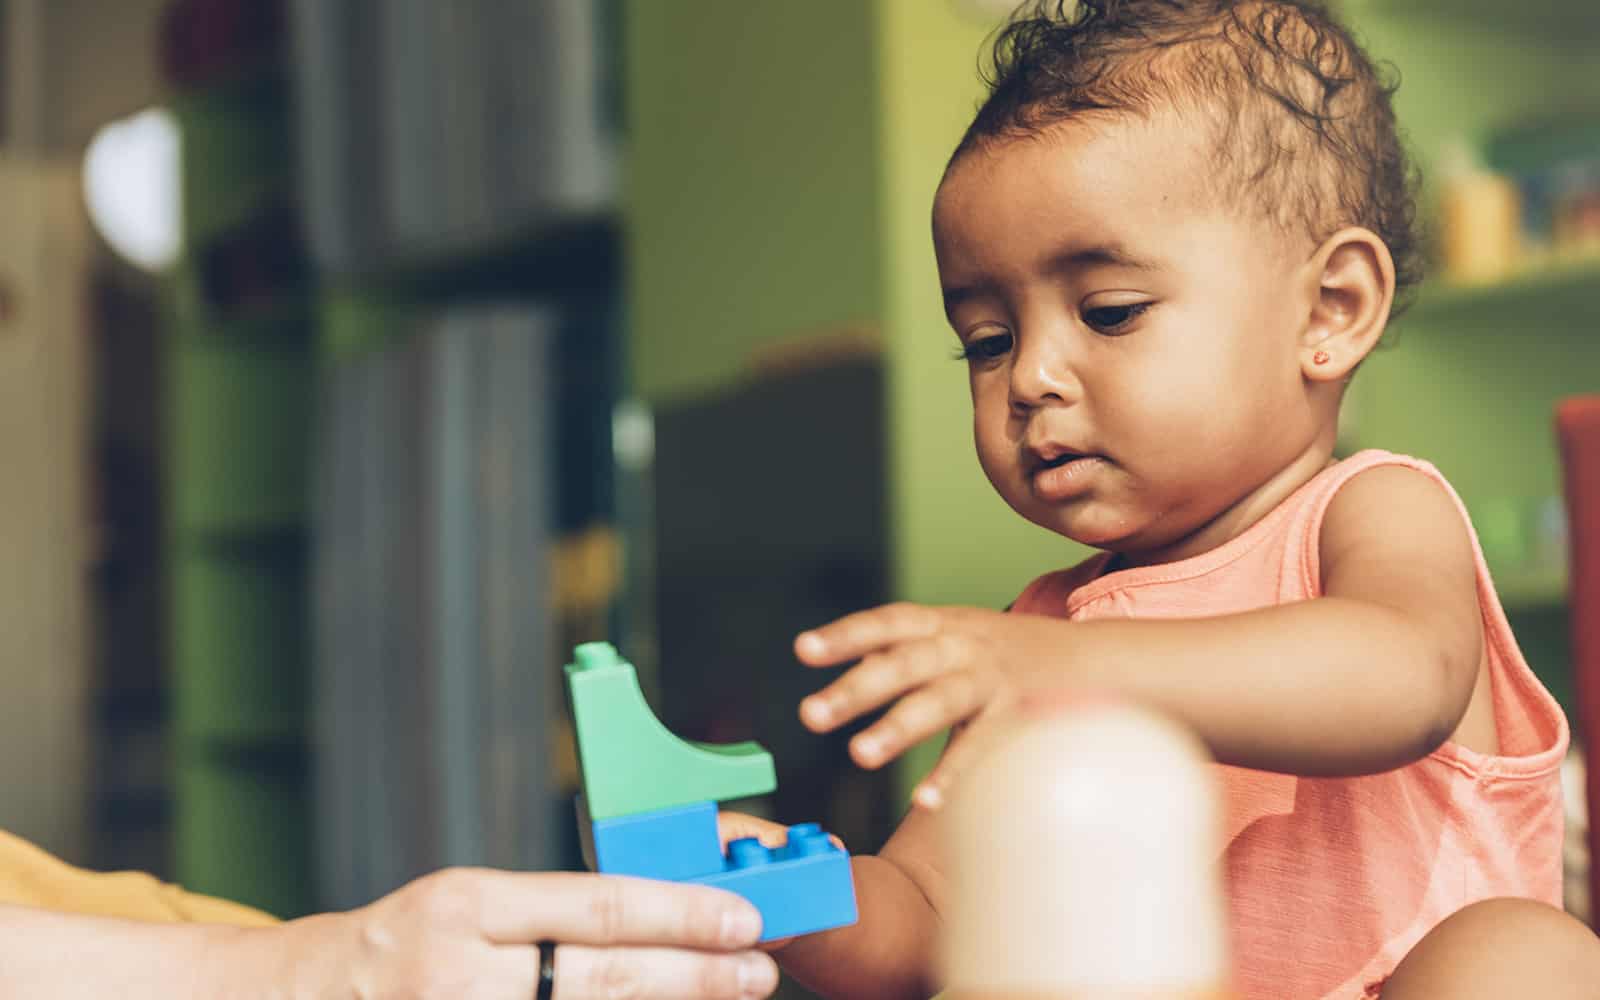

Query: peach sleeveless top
left=1011, top=450, right=1568, bottom=1000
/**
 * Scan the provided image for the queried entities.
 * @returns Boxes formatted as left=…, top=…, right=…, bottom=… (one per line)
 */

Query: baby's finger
left=852, top=671, right=991, bottom=770
left=795, top=603, right=941, bottom=667
left=716, top=812, right=791, bottom=850
left=800, top=637, right=950, bottom=732
left=548, top=943, right=779, bottom=1000
left=912, top=718, right=1008, bottom=810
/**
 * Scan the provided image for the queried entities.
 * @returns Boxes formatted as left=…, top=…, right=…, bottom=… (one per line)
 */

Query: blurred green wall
left=625, top=0, right=884, bottom=405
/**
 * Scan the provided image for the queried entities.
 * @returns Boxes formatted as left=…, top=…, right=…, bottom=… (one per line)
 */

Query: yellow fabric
left=0, top=829, right=278, bottom=926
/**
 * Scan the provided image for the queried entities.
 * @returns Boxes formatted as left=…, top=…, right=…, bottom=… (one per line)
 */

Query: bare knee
left=1382, top=899, right=1600, bottom=1000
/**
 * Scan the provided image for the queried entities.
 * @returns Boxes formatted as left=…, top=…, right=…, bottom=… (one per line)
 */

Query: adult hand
left=261, top=868, right=780, bottom=999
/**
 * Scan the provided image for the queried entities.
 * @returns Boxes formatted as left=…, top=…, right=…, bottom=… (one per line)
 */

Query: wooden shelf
left=1399, top=256, right=1600, bottom=327
left=319, top=211, right=620, bottom=361
left=1361, top=0, right=1600, bottom=37
left=331, top=210, right=620, bottom=302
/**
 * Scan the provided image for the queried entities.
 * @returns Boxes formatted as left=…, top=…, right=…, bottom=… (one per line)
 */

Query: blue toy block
left=564, top=642, right=858, bottom=942
left=688, top=824, right=858, bottom=941
left=591, top=800, right=723, bottom=881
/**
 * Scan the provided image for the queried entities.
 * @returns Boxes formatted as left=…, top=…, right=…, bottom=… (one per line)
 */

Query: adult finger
left=799, top=636, right=950, bottom=733
left=794, top=603, right=941, bottom=667
left=852, top=670, right=993, bottom=770
left=473, top=872, right=763, bottom=951
left=547, top=943, right=779, bottom=1000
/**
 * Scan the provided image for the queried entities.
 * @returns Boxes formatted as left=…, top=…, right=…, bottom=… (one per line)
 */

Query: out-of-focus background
left=0, top=0, right=1595, bottom=982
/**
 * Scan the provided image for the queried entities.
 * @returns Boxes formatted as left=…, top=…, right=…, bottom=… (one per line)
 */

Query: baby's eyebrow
left=1044, top=242, right=1163, bottom=274
left=941, top=283, right=989, bottom=314
left=941, top=242, right=1161, bottom=315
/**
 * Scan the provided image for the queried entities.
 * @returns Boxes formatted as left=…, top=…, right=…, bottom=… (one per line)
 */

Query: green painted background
left=625, top=0, right=885, bottom=405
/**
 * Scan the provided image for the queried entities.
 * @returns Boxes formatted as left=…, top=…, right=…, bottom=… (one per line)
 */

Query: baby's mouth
left=1027, top=449, right=1108, bottom=501
left=1031, top=449, right=1101, bottom=473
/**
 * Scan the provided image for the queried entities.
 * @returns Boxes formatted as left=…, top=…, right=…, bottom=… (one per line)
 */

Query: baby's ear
left=1300, top=227, right=1395, bottom=382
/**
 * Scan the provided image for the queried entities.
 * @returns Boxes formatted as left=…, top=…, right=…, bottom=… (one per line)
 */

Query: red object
left=1556, top=396, right=1600, bottom=916
left=1313, top=350, right=1331, bottom=365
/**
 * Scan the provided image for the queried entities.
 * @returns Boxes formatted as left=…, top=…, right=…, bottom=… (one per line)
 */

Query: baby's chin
left=1015, top=497, right=1147, bottom=551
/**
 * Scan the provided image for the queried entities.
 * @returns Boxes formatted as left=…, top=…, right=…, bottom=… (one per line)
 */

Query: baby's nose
left=1006, top=332, right=1081, bottom=410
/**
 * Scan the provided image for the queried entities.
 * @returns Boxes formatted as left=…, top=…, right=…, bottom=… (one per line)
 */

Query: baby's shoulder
left=1317, top=457, right=1478, bottom=596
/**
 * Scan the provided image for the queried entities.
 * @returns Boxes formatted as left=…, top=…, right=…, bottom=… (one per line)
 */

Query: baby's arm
left=801, top=465, right=1486, bottom=791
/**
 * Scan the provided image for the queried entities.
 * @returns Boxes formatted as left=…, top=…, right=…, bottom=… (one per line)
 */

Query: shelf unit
left=166, top=54, right=316, bottom=918
left=319, top=211, right=618, bottom=362
left=1403, top=257, right=1600, bottom=327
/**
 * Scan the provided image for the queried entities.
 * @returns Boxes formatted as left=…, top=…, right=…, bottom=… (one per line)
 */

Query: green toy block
left=565, top=642, right=776, bottom=820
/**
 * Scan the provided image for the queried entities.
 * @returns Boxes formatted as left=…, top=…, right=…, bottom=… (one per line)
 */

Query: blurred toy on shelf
left=1441, top=115, right=1600, bottom=286
left=1440, top=163, right=1522, bottom=285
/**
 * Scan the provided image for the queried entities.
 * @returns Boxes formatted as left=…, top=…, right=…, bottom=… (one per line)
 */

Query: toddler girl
left=740, top=3, right=1596, bottom=998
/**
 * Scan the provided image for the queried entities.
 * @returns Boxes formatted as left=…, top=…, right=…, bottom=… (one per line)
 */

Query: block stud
left=573, top=641, right=621, bottom=670
left=728, top=838, right=772, bottom=869
left=787, top=825, right=832, bottom=857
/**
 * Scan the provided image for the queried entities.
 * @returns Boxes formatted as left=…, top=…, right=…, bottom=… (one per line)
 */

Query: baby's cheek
left=1118, top=359, right=1239, bottom=440
left=971, top=404, right=1013, bottom=469
left=975, top=437, right=1021, bottom=500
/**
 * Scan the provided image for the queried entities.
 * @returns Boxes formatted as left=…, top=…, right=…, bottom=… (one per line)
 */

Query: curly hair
left=953, top=0, right=1424, bottom=316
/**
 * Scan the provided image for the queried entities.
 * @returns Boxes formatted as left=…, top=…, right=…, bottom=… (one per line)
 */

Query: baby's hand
left=716, top=811, right=795, bottom=852
left=795, top=603, right=1064, bottom=809
left=716, top=812, right=846, bottom=853
left=715, top=812, right=844, bottom=952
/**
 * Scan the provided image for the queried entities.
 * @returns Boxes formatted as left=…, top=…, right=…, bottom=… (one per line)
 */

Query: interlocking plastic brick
left=689, top=824, right=859, bottom=941
left=564, top=641, right=855, bottom=941
left=565, top=642, right=776, bottom=820
left=591, top=800, right=723, bottom=881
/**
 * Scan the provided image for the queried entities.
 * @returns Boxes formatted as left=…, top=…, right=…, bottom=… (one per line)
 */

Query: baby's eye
left=955, top=331, right=1014, bottom=363
left=1082, top=301, right=1152, bottom=335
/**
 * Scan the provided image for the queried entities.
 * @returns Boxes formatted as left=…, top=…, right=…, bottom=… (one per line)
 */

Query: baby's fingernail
left=854, top=736, right=882, bottom=762
left=722, top=906, right=763, bottom=946
left=801, top=697, right=831, bottom=726
left=796, top=632, right=825, bottom=658
left=739, top=953, right=779, bottom=996
left=914, top=783, right=944, bottom=810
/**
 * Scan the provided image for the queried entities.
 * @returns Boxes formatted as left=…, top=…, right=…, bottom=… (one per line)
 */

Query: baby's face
left=933, top=111, right=1325, bottom=560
